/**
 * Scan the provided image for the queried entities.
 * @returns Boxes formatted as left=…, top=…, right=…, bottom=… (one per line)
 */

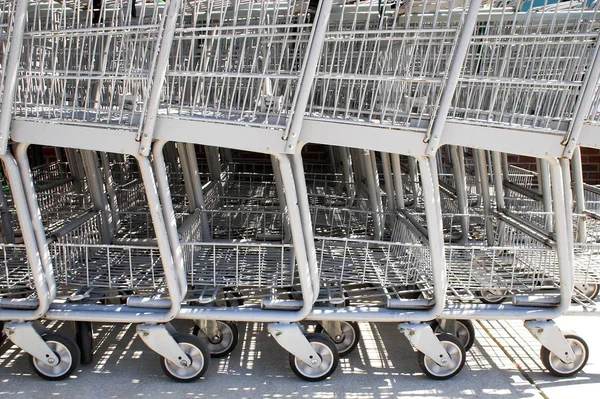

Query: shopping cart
left=0, top=0, right=79, bottom=381
left=6, top=0, right=213, bottom=381
left=153, top=0, right=343, bottom=382
left=289, top=0, right=491, bottom=379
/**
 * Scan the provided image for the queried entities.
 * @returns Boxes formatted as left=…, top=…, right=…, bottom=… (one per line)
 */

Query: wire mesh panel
left=160, top=0, right=318, bottom=131
left=586, top=79, right=600, bottom=126
left=306, top=1, right=471, bottom=131
left=0, top=245, right=35, bottom=300
left=0, top=0, right=15, bottom=100
left=15, top=0, right=168, bottom=133
left=450, top=1, right=600, bottom=134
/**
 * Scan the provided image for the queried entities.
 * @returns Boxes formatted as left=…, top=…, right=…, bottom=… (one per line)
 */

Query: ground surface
left=0, top=316, right=597, bottom=398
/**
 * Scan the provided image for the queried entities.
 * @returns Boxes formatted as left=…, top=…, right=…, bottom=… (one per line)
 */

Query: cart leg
left=399, top=322, right=452, bottom=367
left=137, top=324, right=192, bottom=366
left=4, top=322, right=59, bottom=366
left=268, top=322, right=321, bottom=367
left=524, top=320, right=575, bottom=363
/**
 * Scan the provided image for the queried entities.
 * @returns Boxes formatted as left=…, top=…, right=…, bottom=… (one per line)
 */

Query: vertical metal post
left=502, top=152, right=510, bottom=178
left=408, top=157, right=419, bottom=208
left=364, top=150, right=383, bottom=240
left=450, top=146, right=469, bottom=244
left=100, top=152, right=120, bottom=232
left=491, top=152, right=506, bottom=209
left=572, top=147, right=587, bottom=242
left=547, top=158, right=574, bottom=312
left=153, top=140, right=187, bottom=298
left=381, top=152, right=395, bottom=213
left=185, top=144, right=211, bottom=241
left=0, top=171, right=14, bottom=243
left=65, top=149, right=85, bottom=195
left=475, top=149, right=494, bottom=245
left=370, top=151, right=385, bottom=232
left=338, top=147, right=356, bottom=207
left=274, top=154, right=314, bottom=305
left=538, top=159, right=553, bottom=230
left=352, top=148, right=366, bottom=198
left=14, top=144, right=56, bottom=299
left=390, top=153, right=405, bottom=210
left=1, top=154, right=51, bottom=316
left=291, top=152, right=320, bottom=301
left=491, top=151, right=507, bottom=246
left=271, top=155, right=292, bottom=243
left=416, top=156, right=447, bottom=317
left=80, top=150, right=112, bottom=243
left=135, top=155, right=182, bottom=319
left=560, top=158, right=574, bottom=259
left=177, top=143, right=197, bottom=211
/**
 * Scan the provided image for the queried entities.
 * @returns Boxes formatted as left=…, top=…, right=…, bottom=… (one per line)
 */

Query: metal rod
left=562, top=38, right=600, bottom=157
left=0, top=152, right=51, bottom=319
left=475, top=149, right=494, bottom=245
left=572, top=147, right=587, bottom=241
left=271, top=155, right=291, bottom=243
left=153, top=140, right=187, bottom=298
left=450, top=146, right=469, bottom=244
left=291, top=150, right=319, bottom=303
left=0, top=0, right=29, bottom=154
left=284, top=0, right=333, bottom=152
left=137, top=0, right=183, bottom=154
left=14, top=143, right=57, bottom=299
left=185, top=144, right=211, bottom=241
left=424, top=0, right=483, bottom=152
left=538, top=158, right=553, bottom=230
left=339, top=147, right=356, bottom=207
left=491, top=152, right=505, bottom=209
left=100, top=151, right=120, bottom=234
left=364, top=150, right=383, bottom=240
left=381, top=152, right=395, bottom=214
left=80, top=150, right=112, bottom=244
left=408, top=157, right=419, bottom=208
left=390, top=153, right=405, bottom=210
left=177, top=143, right=197, bottom=211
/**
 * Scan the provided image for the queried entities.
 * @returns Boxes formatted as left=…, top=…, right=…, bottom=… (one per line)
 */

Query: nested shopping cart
left=429, top=0, right=600, bottom=377
left=153, top=0, right=344, bottom=381
left=7, top=0, right=212, bottom=381
left=287, top=0, right=493, bottom=379
left=0, top=0, right=73, bottom=380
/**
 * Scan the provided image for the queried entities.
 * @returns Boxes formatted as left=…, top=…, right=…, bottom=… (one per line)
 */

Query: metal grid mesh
left=306, top=1, right=470, bottom=131
left=14, top=0, right=168, bottom=131
left=450, top=1, right=600, bottom=134
left=160, top=0, right=315, bottom=131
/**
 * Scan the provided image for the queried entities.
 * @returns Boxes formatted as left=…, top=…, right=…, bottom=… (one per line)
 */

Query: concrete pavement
left=0, top=316, right=597, bottom=398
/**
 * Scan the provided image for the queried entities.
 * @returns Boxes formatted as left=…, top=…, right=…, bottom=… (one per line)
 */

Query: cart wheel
left=29, top=332, right=81, bottom=381
left=540, top=332, right=589, bottom=377
left=477, top=288, right=507, bottom=304
left=192, top=321, right=238, bottom=358
left=417, top=333, right=465, bottom=380
left=161, top=334, right=209, bottom=382
left=289, top=333, right=339, bottom=382
left=430, top=319, right=476, bottom=352
left=75, top=321, right=94, bottom=364
left=315, top=321, right=361, bottom=357
left=577, top=283, right=599, bottom=301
